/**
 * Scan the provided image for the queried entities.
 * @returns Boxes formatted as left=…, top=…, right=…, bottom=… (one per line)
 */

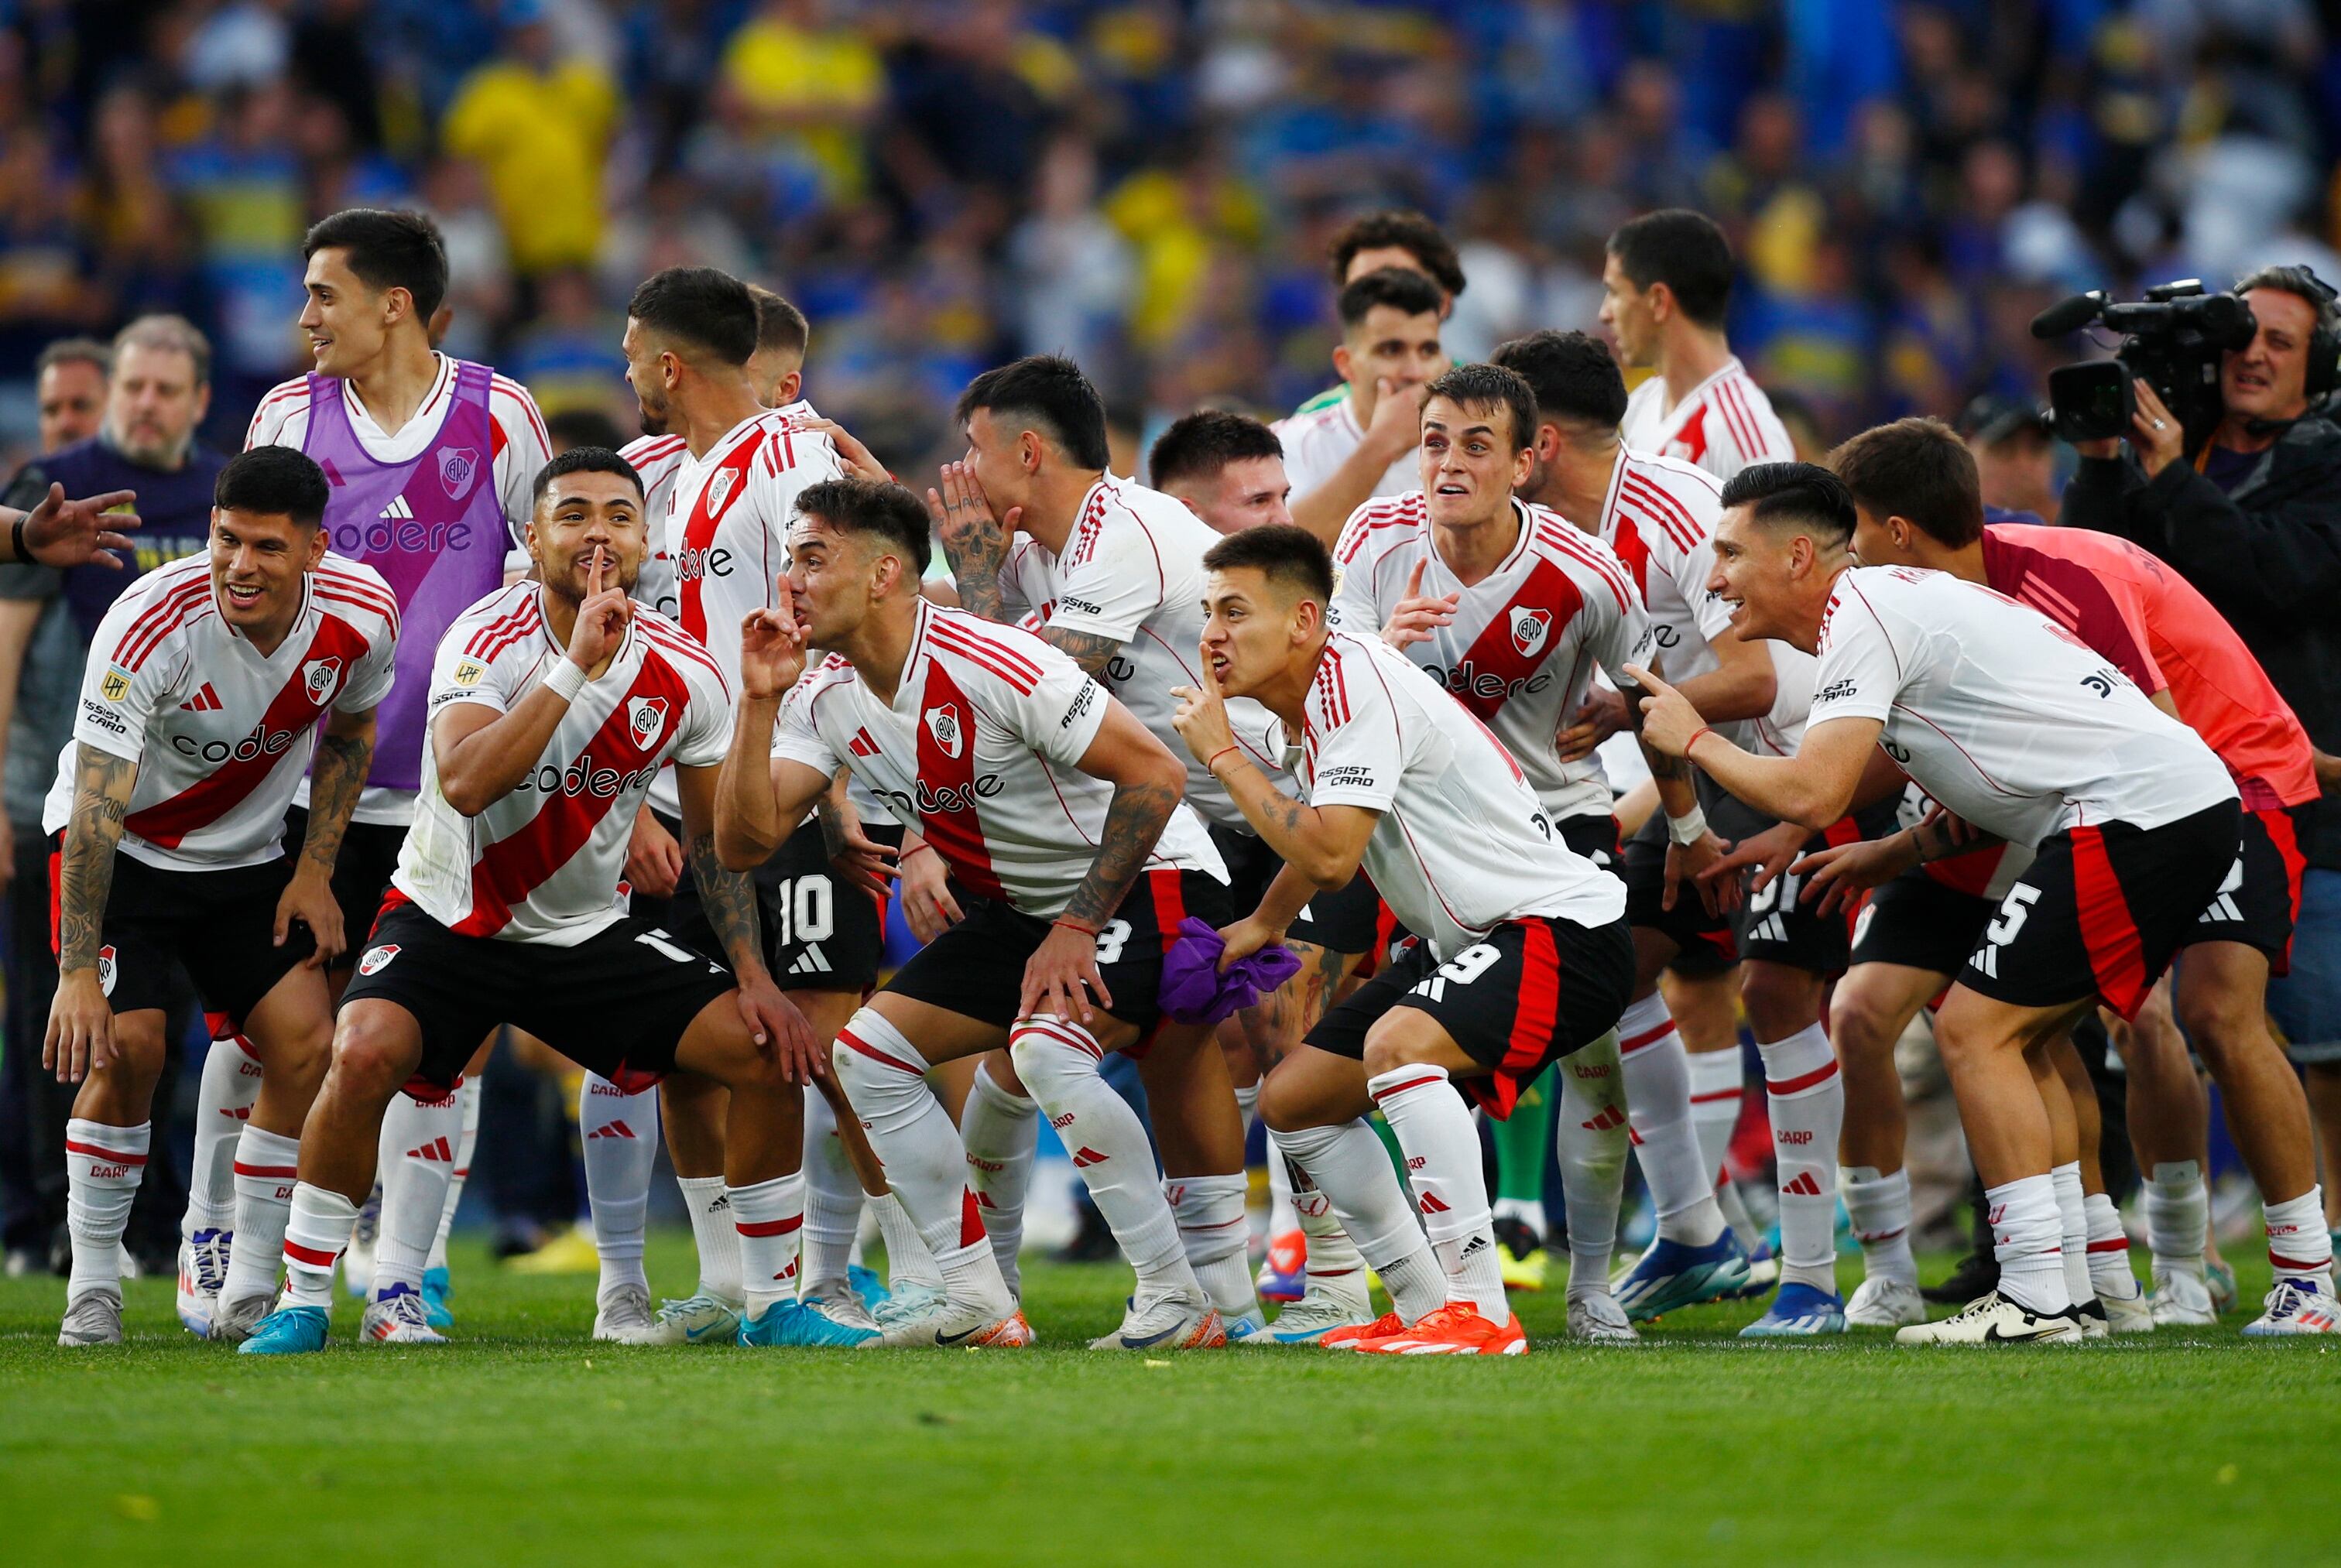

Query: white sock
left=373, top=1081, right=463, bottom=1303
left=1842, top=1166, right=1918, bottom=1289
left=222, top=1125, right=300, bottom=1308
left=1270, top=1120, right=1441, bottom=1321
left=1758, top=1024, right=1842, bottom=1293
left=1266, top=1142, right=1302, bottom=1238
left=959, top=1061, right=1038, bottom=1298
left=1554, top=1032, right=1626, bottom=1299
left=1618, top=992, right=1726, bottom=1246
left=426, top=1074, right=481, bottom=1274
left=732, top=1171, right=807, bottom=1314
left=280, top=1183, right=358, bottom=1313
left=1688, top=1046, right=1744, bottom=1191
left=2264, top=1186, right=2333, bottom=1285
left=1233, top=1080, right=1260, bottom=1131
left=1009, top=1017, right=1191, bottom=1295
left=799, top=1087, right=863, bottom=1294
left=2048, top=1161, right=2094, bottom=1306
left=1369, top=1064, right=1507, bottom=1321
left=677, top=1176, right=745, bottom=1304
left=1987, top=1173, right=2071, bottom=1315
left=581, top=1073, right=656, bottom=1302
left=870, top=1192, right=944, bottom=1289
left=1169, top=1173, right=1256, bottom=1318
left=1284, top=1142, right=1368, bottom=1306
left=2083, top=1191, right=2141, bottom=1303
left=2144, top=1159, right=2208, bottom=1279
left=833, top=1009, right=1014, bottom=1316
left=65, top=1118, right=146, bottom=1303
left=184, top=1036, right=262, bottom=1238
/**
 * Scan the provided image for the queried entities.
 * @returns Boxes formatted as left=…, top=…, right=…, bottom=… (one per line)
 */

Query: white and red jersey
left=1328, top=491, right=1651, bottom=823
left=1806, top=567, right=2237, bottom=847
left=995, top=474, right=1282, bottom=829
left=620, top=431, right=687, bottom=619
left=393, top=584, right=732, bottom=945
left=771, top=600, right=1225, bottom=919
left=1619, top=356, right=1794, bottom=483
left=1273, top=395, right=1414, bottom=504
left=44, top=553, right=399, bottom=872
left=1288, top=630, right=1625, bottom=959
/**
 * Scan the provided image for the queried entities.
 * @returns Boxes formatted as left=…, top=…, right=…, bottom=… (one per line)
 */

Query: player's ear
left=1647, top=280, right=1674, bottom=324
left=303, top=523, right=327, bottom=570
left=1332, top=342, right=1353, bottom=383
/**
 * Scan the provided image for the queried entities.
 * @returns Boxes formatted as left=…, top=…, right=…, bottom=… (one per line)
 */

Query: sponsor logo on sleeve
left=98, top=667, right=132, bottom=703
left=1815, top=678, right=1861, bottom=705
left=1059, top=594, right=1104, bottom=617
left=1060, top=683, right=1099, bottom=729
left=451, top=658, right=486, bottom=688
left=80, top=698, right=126, bottom=734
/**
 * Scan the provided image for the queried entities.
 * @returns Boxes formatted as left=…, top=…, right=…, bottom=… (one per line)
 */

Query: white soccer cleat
left=592, top=1283, right=658, bottom=1344
left=2242, top=1276, right=2340, bottom=1337
left=362, top=1286, right=450, bottom=1345
left=2096, top=1284, right=2152, bottom=1333
left=59, top=1290, right=123, bottom=1347
left=1222, top=1308, right=1272, bottom=1344
left=2075, top=1299, right=2111, bottom=1339
left=177, top=1229, right=232, bottom=1336
left=1089, top=1288, right=1225, bottom=1351
left=1844, top=1276, right=1928, bottom=1328
left=870, top=1281, right=946, bottom=1335
left=800, top=1279, right=881, bottom=1336
left=646, top=1292, right=744, bottom=1347
left=877, top=1293, right=1034, bottom=1347
left=342, top=1180, right=381, bottom=1299
left=1565, top=1292, right=1640, bottom=1344
left=207, top=1291, right=274, bottom=1344
left=1265, top=1289, right=1375, bottom=1344
left=2149, top=1265, right=2218, bottom=1328
left=1894, top=1290, right=2084, bottom=1345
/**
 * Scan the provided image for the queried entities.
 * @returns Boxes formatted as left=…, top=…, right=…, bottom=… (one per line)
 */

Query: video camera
left=2031, top=281, right=2257, bottom=446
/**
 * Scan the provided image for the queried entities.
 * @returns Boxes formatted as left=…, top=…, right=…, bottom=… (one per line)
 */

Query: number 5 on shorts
left=1971, top=885, right=2041, bottom=978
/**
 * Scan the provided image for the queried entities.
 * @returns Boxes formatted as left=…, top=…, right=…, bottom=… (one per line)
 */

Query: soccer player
left=230, top=208, right=554, bottom=1333
left=1280, top=269, right=1452, bottom=546
left=1149, top=410, right=1293, bottom=535
left=1816, top=417, right=2332, bottom=1335
left=1632, top=463, right=2242, bottom=1344
left=46, top=446, right=396, bottom=1345
left=1172, top=522, right=1633, bottom=1354
left=1286, top=211, right=1469, bottom=421
left=238, top=448, right=869, bottom=1354
left=719, top=476, right=1236, bottom=1349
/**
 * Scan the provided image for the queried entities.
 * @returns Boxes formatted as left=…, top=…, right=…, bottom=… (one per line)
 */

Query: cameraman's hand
left=2128, top=381, right=2185, bottom=478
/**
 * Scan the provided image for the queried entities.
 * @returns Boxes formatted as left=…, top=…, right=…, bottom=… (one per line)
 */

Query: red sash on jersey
left=913, top=659, right=1008, bottom=901
left=674, top=430, right=765, bottom=645
left=1446, top=556, right=1585, bottom=724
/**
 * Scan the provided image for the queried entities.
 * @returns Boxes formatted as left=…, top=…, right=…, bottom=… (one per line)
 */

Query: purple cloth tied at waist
left=1157, top=916, right=1303, bottom=1025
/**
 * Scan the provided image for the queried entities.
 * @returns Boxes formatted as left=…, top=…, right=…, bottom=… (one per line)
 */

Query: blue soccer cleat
left=848, top=1263, right=891, bottom=1313
left=237, top=1305, right=331, bottom=1356
left=421, top=1265, right=454, bottom=1329
left=1612, top=1231, right=1753, bottom=1322
left=1738, top=1281, right=1848, bottom=1337
left=739, top=1299, right=881, bottom=1348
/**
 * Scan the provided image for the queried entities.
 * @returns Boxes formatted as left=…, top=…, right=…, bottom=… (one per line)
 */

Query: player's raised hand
left=927, top=461, right=1016, bottom=577
left=1363, top=375, right=1427, bottom=462
left=1021, top=920, right=1112, bottom=1026
left=566, top=546, right=633, bottom=674
left=15, top=484, right=139, bottom=570
left=735, top=971, right=824, bottom=1082
left=736, top=601, right=807, bottom=700
left=1383, top=559, right=1459, bottom=649
left=1170, top=638, right=1237, bottom=767
left=1622, top=664, right=1707, bottom=758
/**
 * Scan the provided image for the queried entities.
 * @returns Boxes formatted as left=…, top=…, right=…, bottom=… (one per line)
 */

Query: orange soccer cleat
left=1349, top=1301, right=1529, bottom=1356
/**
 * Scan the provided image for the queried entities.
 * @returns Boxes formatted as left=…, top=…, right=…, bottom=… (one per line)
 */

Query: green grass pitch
left=4, top=1238, right=2336, bottom=1566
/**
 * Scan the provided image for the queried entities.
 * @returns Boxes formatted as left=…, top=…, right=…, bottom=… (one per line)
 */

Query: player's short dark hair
left=1827, top=417, right=1983, bottom=548
left=215, top=445, right=330, bottom=529
left=1490, top=330, right=1626, bottom=430
left=1328, top=211, right=1466, bottom=299
left=532, top=446, right=646, bottom=508
left=1606, top=209, right=1734, bottom=330
left=795, top=477, right=934, bottom=578
left=1338, top=268, right=1445, bottom=331
left=1719, top=461, right=1856, bottom=548
left=303, top=208, right=449, bottom=322
left=955, top=354, right=1111, bottom=471
left=1202, top=522, right=1334, bottom=605
left=747, top=284, right=810, bottom=361
left=1423, top=363, right=1537, bottom=452
left=1148, top=409, right=1284, bottom=491
left=627, top=266, right=758, bottom=366
left=36, top=336, right=111, bottom=381
left=543, top=408, right=628, bottom=454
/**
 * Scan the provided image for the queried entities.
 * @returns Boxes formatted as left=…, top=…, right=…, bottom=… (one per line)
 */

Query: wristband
left=1051, top=917, right=1099, bottom=937
left=1666, top=806, right=1709, bottom=846
left=543, top=659, right=588, bottom=703
left=1683, top=725, right=1715, bottom=759
left=9, top=514, right=26, bottom=563
left=1205, top=745, right=1241, bottom=775
left=900, top=841, right=937, bottom=863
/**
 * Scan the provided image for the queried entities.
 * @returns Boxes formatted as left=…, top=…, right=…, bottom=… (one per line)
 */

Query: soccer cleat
left=2205, top=1258, right=2238, bottom=1316
left=739, top=1299, right=882, bottom=1347
left=58, top=1290, right=124, bottom=1347
left=646, top=1292, right=744, bottom=1346
left=1565, top=1292, right=1639, bottom=1343
left=1611, top=1231, right=1753, bottom=1321
left=1893, top=1291, right=2084, bottom=1345
left=1921, top=1247, right=1998, bottom=1305
left=870, top=1281, right=946, bottom=1333
left=421, top=1265, right=454, bottom=1329
left=1268, top=1292, right=1376, bottom=1344
left=1222, top=1308, right=1271, bottom=1344
left=1351, top=1301, right=1529, bottom=1355
left=2149, top=1266, right=2218, bottom=1328
left=2096, top=1283, right=2152, bottom=1334
left=1256, top=1228, right=1307, bottom=1303
left=2075, top=1299, right=2111, bottom=1339
left=177, top=1228, right=232, bottom=1336
left=1321, top=1310, right=1404, bottom=1349
left=1492, top=1215, right=1548, bottom=1293
left=2242, top=1276, right=2341, bottom=1336
left=208, top=1292, right=273, bottom=1344
left=342, top=1183, right=380, bottom=1299
left=848, top=1262, right=890, bottom=1313
left=363, top=1285, right=450, bottom=1344
left=1844, top=1276, right=1928, bottom=1329
left=1721, top=1239, right=1780, bottom=1300
left=1738, top=1281, right=1846, bottom=1337
left=1089, top=1289, right=1225, bottom=1351
left=592, top=1283, right=658, bottom=1344
left=238, top=1304, right=331, bottom=1355
left=801, top=1279, right=882, bottom=1336
left=877, top=1293, right=1033, bottom=1347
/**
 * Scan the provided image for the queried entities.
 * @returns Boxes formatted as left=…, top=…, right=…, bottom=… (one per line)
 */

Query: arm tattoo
left=1613, top=673, right=1691, bottom=781
left=1060, top=779, right=1177, bottom=932
left=1039, top=626, right=1123, bottom=679
left=816, top=767, right=853, bottom=860
left=688, top=830, right=766, bottom=974
left=941, top=523, right=1009, bottom=622
left=301, top=728, right=374, bottom=875
left=57, top=743, right=135, bottom=973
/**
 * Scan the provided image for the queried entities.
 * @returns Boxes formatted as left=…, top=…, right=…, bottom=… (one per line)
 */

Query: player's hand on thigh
left=1020, top=921, right=1112, bottom=1025
left=1668, top=829, right=1736, bottom=916
left=625, top=806, right=683, bottom=900
left=276, top=864, right=344, bottom=967
left=1791, top=834, right=1917, bottom=918
left=897, top=841, right=964, bottom=943
left=45, top=971, right=115, bottom=1083
left=735, top=972, right=823, bottom=1083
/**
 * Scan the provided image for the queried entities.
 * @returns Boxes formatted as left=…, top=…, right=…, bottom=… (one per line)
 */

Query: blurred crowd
left=5, top=0, right=2341, bottom=483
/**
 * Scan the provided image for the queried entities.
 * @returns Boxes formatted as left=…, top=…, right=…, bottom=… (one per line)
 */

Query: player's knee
left=2173, top=988, right=2266, bottom=1073
left=1007, top=1018, right=1099, bottom=1091
left=327, top=1012, right=417, bottom=1101
left=1829, top=984, right=1904, bottom=1062
left=1739, top=963, right=1822, bottom=1040
left=1256, top=1060, right=1312, bottom=1135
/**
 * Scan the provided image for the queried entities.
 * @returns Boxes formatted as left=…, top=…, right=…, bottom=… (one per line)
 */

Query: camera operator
left=2062, top=263, right=2341, bottom=1221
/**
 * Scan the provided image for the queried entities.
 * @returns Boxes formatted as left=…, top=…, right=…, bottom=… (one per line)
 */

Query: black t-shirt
left=0, top=432, right=228, bottom=642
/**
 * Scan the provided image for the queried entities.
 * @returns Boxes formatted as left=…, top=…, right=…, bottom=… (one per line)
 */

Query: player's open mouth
left=2233, top=369, right=2270, bottom=391
left=223, top=582, right=263, bottom=608
left=1434, top=482, right=1469, bottom=495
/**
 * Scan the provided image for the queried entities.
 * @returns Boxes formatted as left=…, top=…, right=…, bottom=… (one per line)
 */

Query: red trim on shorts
left=2261, top=805, right=2307, bottom=975
left=2069, top=823, right=2151, bottom=1020
left=1500, top=921, right=1561, bottom=1085
left=1147, top=868, right=1188, bottom=957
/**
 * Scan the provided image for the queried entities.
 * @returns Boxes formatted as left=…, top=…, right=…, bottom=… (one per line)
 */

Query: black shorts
left=46, top=837, right=312, bottom=1029
left=1736, top=800, right=1904, bottom=975
left=1623, top=812, right=1736, bottom=974
left=879, top=868, right=1233, bottom=1040
left=1849, top=867, right=1996, bottom=977
left=1559, top=812, right=1623, bottom=868
left=1208, top=823, right=1382, bottom=957
left=283, top=806, right=407, bottom=960
left=1957, top=801, right=2243, bottom=1022
left=1304, top=912, right=1635, bottom=1121
left=344, top=899, right=739, bottom=1094
left=2189, top=803, right=2308, bottom=974
left=632, top=813, right=894, bottom=993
